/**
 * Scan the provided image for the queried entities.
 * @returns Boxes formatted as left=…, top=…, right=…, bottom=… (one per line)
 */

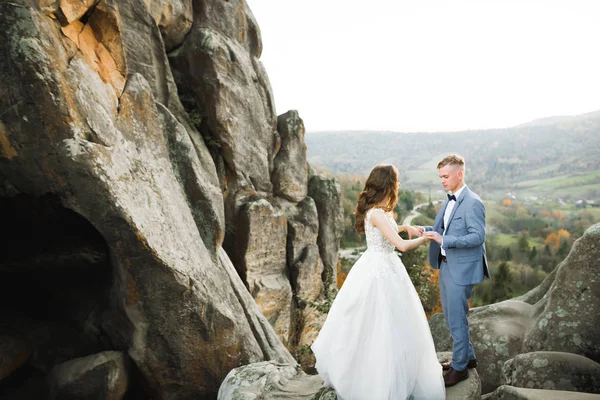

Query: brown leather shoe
left=444, top=367, right=469, bottom=387
left=441, top=358, right=477, bottom=371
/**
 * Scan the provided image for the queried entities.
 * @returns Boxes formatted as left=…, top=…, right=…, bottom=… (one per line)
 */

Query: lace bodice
left=365, top=208, right=398, bottom=253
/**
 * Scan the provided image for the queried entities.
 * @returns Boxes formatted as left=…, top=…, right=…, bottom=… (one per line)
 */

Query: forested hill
left=305, top=110, right=600, bottom=200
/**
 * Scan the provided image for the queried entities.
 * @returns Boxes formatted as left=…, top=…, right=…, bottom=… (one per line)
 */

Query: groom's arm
left=441, top=199, right=486, bottom=249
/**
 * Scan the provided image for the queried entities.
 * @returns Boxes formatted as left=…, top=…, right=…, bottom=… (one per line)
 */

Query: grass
left=524, top=163, right=561, bottom=178
left=511, top=172, right=600, bottom=199
left=490, top=233, right=516, bottom=246
left=489, top=233, right=545, bottom=248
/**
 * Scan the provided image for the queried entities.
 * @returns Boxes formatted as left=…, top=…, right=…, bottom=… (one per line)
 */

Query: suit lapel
left=446, top=186, right=468, bottom=230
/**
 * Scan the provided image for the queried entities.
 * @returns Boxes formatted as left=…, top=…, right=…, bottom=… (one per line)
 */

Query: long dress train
left=311, top=208, right=445, bottom=400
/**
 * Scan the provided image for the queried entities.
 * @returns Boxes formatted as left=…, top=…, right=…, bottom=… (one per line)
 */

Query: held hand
left=405, top=225, right=423, bottom=238
left=423, top=231, right=443, bottom=244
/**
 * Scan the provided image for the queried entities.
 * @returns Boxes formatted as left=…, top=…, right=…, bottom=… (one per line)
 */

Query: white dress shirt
left=441, top=184, right=466, bottom=256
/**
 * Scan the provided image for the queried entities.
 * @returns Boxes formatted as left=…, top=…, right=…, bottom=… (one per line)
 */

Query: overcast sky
left=245, top=0, right=600, bottom=133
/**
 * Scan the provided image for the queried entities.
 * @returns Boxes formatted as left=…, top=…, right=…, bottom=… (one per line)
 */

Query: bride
left=311, top=164, right=445, bottom=400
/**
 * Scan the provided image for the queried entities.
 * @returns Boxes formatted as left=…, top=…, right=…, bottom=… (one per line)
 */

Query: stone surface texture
left=0, top=0, right=343, bottom=398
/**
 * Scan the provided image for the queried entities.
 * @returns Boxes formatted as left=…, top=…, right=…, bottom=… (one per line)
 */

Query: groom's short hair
left=437, top=154, right=465, bottom=170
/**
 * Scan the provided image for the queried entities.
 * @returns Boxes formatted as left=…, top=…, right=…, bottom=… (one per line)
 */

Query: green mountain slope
left=306, top=110, right=600, bottom=200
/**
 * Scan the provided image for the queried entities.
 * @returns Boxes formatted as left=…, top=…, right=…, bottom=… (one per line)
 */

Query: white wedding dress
left=311, top=208, right=445, bottom=400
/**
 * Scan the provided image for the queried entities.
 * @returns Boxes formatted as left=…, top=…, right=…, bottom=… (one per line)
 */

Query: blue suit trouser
left=439, top=260, right=476, bottom=371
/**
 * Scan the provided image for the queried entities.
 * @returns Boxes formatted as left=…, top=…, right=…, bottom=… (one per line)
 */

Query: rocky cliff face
left=0, top=0, right=342, bottom=398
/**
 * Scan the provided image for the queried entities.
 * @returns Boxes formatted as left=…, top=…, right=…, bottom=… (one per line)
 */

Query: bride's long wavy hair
left=354, top=164, right=399, bottom=235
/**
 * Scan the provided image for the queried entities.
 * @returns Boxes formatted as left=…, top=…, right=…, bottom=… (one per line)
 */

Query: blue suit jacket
left=425, top=186, right=490, bottom=286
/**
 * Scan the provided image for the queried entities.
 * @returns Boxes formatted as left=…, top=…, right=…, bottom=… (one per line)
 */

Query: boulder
left=522, top=224, right=600, bottom=361
left=307, top=175, right=344, bottom=295
left=447, top=369, right=482, bottom=400
left=502, top=351, right=600, bottom=393
left=430, top=300, right=535, bottom=394
left=286, top=198, right=324, bottom=304
left=219, top=355, right=482, bottom=400
left=217, top=361, right=342, bottom=400
left=235, top=199, right=293, bottom=346
left=48, top=351, right=129, bottom=400
left=272, top=110, right=308, bottom=202
left=483, top=385, right=600, bottom=400
left=436, top=352, right=482, bottom=400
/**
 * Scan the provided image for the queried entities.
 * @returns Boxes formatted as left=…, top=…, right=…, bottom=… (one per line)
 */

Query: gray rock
left=235, top=199, right=293, bottom=346
left=446, top=367, right=482, bottom=400
left=485, top=385, right=600, bottom=400
left=48, top=351, right=129, bottom=400
left=146, top=0, right=193, bottom=51
left=308, top=175, right=344, bottom=295
left=502, top=351, right=600, bottom=393
left=438, top=351, right=482, bottom=400
left=286, top=198, right=324, bottom=303
left=273, top=110, right=308, bottom=202
left=0, top=2, right=292, bottom=398
left=218, top=361, right=335, bottom=400
left=522, top=224, right=600, bottom=361
left=168, top=5, right=276, bottom=195
left=219, top=355, right=482, bottom=400
left=431, top=300, right=535, bottom=394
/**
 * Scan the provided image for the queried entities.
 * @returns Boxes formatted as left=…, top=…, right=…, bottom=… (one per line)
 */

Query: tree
left=424, top=201, right=437, bottom=219
left=518, top=234, right=530, bottom=253
left=545, top=232, right=560, bottom=248
left=490, top=262, right=513, bottom=302
left=557, top=229, right=570, bottom=241
left=502, top=247, right=513, bottom=261
left=557, top=240, right=570, bottom=259
left=398, top=189, right=415, bottom=211
left=529, top=246, right=538, bottom=261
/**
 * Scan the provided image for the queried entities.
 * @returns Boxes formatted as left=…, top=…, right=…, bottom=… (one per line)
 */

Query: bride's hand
left=405, top=225, right=423, bottom=239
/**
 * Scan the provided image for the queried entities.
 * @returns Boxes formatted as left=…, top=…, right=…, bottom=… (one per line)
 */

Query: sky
left=245, top=0, right=600, bottom=133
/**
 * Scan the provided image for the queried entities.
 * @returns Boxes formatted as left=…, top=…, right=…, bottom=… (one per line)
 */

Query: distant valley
left=306, top=110, right=600, bottom=201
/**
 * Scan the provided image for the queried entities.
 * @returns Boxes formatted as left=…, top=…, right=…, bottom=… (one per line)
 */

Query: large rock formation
left=0, top=0, right=342, bottom=398
left=430, top=223, right=600, bottom=396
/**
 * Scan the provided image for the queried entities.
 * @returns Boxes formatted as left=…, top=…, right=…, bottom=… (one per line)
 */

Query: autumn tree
left=545, top=232, right=560, bottom=248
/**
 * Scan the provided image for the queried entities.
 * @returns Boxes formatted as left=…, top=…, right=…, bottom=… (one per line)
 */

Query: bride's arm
left=370, top=211, right=428, bottom=252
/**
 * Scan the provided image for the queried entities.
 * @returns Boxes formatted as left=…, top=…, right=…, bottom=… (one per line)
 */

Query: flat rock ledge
left=219, top=353, right=481, bottom=400
left=218, top=361, right=335, bottom=400
left=482, top=386, right=600, bottom=400
left=438, top=351, right=482, bottom=400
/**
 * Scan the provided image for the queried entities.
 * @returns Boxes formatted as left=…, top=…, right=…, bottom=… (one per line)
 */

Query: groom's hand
left=423, top=231, right=442, bottom=244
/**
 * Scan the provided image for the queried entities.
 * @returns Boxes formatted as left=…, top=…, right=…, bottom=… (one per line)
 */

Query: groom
left=419, top=154, right=490, bottom=387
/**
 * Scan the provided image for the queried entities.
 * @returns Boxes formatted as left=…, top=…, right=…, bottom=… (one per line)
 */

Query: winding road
left=401, top=202, right=429, bottom=226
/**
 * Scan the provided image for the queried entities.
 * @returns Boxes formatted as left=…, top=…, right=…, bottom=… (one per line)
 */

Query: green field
left=489, top=233, right=544, bottom=248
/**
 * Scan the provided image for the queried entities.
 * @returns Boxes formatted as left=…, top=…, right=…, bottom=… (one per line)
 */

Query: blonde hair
left=353, top=164, right=399, bottom=235
left=437, top=154, right=465, bottom=170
